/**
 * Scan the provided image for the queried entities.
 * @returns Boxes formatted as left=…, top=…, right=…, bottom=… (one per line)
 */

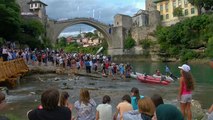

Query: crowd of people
left=0, top=46, right=134, bottom=80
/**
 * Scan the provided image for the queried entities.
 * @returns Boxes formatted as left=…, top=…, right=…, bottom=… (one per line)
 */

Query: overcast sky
left=42, top=0, right=145, bottom=37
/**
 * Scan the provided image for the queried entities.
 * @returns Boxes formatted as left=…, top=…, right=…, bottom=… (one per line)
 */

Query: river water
left=0, top=62, right=213, bottom=120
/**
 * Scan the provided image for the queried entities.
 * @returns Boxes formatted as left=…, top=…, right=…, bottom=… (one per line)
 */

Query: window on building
left=165, top=2, right=169, bottom=12
left=161, top=15, right=164, bottom=20
left=185, top=9, right=188, bottom=15
left=160, top=4, right=163, bottom=11
left=166, top=14, right=169, bottom=19
left=31, top=4, right=33, bottom=8
left=35, top=3, right=37, bottom=7
left=117, top=22, right=119, bottom=25
left=40, top=4, right=42, bottom=7
left=178, top=0, right=181, bottom=6
left=173, top=0, right=176, bottom=8
left=191, top=8, right=195, bottom=14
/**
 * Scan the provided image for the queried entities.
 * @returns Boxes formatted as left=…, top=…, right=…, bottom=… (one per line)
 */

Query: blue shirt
left=131, top=95, right=144, bottom=110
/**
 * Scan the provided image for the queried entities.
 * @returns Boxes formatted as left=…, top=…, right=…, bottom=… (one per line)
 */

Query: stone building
left=17, top=0, right=48, bottom=24
left=114, top=14, right=132, bottom=30
left=146, top=0, right=157, bottom=11
left=132, top=10, right=149, bottom=27
left=153, top=0, right=198, bottom=26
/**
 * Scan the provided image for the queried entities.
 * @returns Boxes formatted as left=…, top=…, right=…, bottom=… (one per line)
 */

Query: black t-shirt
left=28, top=106, right=71, bottom=120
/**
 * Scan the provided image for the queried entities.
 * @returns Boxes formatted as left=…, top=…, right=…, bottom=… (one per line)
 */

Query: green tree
left=206, top=37, right=213, bottom=58
left=0, top=0, right=21, bottom=40
left=173, top=7, right=183, bottom=17
left=0, top=37, right=4, bottom=46
left=188, top=0, right=213, bottom=15
left=58, top=37, right=67, bottom=47
left=15, top=19, right=45, bottom=48
left=21, top=19, right=44, bottom=38
left=85, top=32, right=95, bottom=38
left=124, top=36, right=135, bottom=49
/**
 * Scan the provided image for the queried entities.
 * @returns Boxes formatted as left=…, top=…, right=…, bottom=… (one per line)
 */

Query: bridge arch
left=47, top=18, right=112, bottom=47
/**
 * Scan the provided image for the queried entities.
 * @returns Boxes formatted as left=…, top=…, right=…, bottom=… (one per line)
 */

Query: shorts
left=180, top=94, right=192, bottom=103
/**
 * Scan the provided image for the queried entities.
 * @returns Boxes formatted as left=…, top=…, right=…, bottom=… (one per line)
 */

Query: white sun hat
left=178, top=64, right=191, bottom=72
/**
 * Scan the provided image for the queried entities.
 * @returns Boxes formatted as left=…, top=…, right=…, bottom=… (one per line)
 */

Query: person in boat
left=155, top=69, right=161, bottom=76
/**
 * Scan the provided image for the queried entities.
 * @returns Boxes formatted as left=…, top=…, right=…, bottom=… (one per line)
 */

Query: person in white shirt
left=2, top=46, right=8, bottom=61
left=96, top=95, right=112, bottom=120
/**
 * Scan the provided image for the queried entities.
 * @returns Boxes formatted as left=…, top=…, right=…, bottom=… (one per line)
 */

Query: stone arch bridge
left=46, top=18, right=124, bottom=55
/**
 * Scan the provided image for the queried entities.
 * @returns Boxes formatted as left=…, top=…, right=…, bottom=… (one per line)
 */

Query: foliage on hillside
left=0, top=0, right=21, bottom=40
left=0, top=0, right=51, bottom=49
left=124, top=36, right=136, bottom=49
left=156, top=14, right=213, bottom=62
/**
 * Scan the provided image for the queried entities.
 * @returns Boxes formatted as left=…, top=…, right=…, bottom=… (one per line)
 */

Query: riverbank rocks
left=191, top=100, right=208, bottom=120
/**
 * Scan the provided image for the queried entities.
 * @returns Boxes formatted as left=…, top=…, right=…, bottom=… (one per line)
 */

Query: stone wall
left=114, top=14, right=132, bottom=30
left=16, top=0, right=31, bottom=12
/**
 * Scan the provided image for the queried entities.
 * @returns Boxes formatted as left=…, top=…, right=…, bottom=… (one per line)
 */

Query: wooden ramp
left=0, top=58, right=29, bottom=88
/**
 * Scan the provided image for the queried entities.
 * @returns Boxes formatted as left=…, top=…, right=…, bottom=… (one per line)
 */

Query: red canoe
left=137, top=75, right=170, bottom=85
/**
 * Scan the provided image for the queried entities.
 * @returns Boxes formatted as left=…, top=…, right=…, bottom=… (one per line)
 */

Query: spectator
left=152, top=104, right=184, bottom=120
left=151, top=94, right=164, bottom=108
left=74, top=88, right=96, bottom=120
left=178, top=64, right=194, bottom=120
left=208, top=104, right=213, bottom=120
left=114, top=95, right=133, bottom=120
left=123, top=97, right=155, bottom=120
left=59, top=91, right=73, bottom=111
left=130, top=87, right=144, bottom=110
left=27, top=88, right=71, bottom=120
left=138, top=97, right=155, bottom=120
left=96, top=95, right=112, bottom=120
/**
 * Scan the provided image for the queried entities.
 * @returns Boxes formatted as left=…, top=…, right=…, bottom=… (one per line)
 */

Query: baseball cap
left=178, top=64, right=190, bottom=72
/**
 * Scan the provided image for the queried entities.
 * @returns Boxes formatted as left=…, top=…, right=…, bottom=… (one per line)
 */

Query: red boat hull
left=137, top=75, right=169, bottom=85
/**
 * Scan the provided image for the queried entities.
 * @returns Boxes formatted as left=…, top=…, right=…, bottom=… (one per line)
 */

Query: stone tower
left=146, top=0, right=156, bottom=11
left=27, top=0, right=48, bottom=23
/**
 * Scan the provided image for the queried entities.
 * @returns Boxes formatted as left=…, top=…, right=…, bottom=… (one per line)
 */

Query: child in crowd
left=59, top=91, right=73, bottom=111
left=74, top=88, right=96, bottom=120
left=96, top=95, right=112, bottom=120
left=151, top=94, right=164, bottom=108
left=123, top=97, right=155, bottom=120
left=114, top=95, right=133, bottom=120
left=27, top=88, right=72, bottom=120
left=178, top=64, right=194, bottom=120
left=138, top=97, right=155, bottom=120
left=130, top=87, right=144, bottom=110
left=152, top=104, right=184, bottom=120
